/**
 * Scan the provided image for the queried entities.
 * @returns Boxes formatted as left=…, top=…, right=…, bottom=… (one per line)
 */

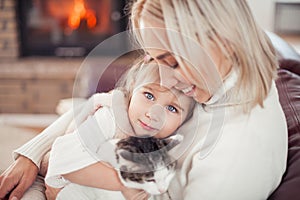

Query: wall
left=248, top=0, right=300, bottom=32
left=0, top=59, right=82, bottom=113
left=0, top=0, right=83, bottom=113
left=247, top=0, right=276, bottom=31
left=0, top=0, right=19, bottom=59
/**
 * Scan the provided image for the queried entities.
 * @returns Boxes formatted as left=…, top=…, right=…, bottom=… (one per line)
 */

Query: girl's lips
left=138, top=120, right=157, bottom=131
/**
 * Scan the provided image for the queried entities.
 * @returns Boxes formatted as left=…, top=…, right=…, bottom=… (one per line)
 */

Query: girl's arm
left=13, top=104, right=85, bottom=167
left=63, top=162, right=123, bottom=191
left=62, top=163, right=148, bottom=200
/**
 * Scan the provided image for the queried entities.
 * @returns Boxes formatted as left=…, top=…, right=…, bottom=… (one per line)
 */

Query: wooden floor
left=0, top=125, right=38, bottom=172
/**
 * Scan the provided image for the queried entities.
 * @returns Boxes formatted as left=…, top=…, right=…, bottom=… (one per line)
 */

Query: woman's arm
left=0, top=106, right=79, bottom=200
left=13, top=103, right=86, bottom=167
left=14, top=92, right=113, bottom=167
left=0, top=92, right=112, bottom=200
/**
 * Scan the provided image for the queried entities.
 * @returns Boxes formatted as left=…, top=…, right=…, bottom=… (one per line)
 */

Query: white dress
left=45, top=93, right=131, bottom=199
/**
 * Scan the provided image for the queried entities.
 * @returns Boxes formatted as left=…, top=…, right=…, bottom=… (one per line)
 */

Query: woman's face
left=146, top=50, right=212, bottom=103
left=128, top=84, right=193, bottom=138
left=139, top=19, right=222, bottom=103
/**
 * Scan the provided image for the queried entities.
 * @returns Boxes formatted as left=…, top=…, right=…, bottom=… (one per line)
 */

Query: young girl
left=44, top=61, right=195, bottom=199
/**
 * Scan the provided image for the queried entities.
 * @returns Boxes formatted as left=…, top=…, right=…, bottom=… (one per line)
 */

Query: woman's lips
left=181, top=85, right=195, bottom=96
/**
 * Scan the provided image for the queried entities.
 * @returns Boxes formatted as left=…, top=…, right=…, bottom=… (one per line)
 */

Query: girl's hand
left=45, top=184, right=62, bottom=200
left=0, top=155, right=38, bottom=200
left=39, top=151, right=50, bottom=177
left=121, top=186, right=149, bottom=200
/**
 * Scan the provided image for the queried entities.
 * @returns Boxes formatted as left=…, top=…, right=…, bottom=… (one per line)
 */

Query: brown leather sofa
left=267, top=32, right=300, bottom=200
left=93, top=32, right=300, bottom=199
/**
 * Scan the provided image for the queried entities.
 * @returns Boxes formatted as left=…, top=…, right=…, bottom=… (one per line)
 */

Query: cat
left=115, top=134, right=183, bottom=195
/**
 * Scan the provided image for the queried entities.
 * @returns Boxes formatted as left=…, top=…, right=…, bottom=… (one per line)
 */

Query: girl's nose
left=145, top=105, right=165, bottom=122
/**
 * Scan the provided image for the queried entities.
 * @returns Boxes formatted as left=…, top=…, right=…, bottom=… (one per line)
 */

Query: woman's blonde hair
left=128, top=0, right=278, bottom=112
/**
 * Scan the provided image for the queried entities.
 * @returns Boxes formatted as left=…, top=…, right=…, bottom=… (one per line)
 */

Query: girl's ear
left=162, top=134, right=184, bottom=151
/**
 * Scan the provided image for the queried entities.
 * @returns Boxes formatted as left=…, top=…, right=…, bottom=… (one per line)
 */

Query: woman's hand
left=0, top=155, right=38, bottom=200
left=45, top=184, right=62, bottom=200
left=121, top=186, right=149, bottom=200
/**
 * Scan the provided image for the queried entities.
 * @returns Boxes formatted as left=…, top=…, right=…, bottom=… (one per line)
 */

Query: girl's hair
left=116, top=59, right=161, bottom=99
left=128, top=0, right=278, bottom=112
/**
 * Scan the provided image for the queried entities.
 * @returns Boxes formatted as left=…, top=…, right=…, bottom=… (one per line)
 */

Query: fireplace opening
left=18, top=0, right=128, bottom=57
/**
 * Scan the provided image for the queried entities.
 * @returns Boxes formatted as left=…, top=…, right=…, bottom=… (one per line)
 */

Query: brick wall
left=0, top=1, right=133, bottom=114
left=0, top=0, right=19, bottom=59
left=0, top=58, right=83, bottom=113
left=0, top=0, right=84, bottom=114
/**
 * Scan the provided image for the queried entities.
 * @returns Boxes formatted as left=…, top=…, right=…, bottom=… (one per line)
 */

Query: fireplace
left=17, top=0, right=127, bottom=57
left=0, top=0, right=135, bottom=114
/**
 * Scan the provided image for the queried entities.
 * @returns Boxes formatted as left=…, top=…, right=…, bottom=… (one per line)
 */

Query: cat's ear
left=119, top=149, right=132, bottom=161
left=119, top=149, right=146, bottom=164
left=162, top=134, right=183, bottom=151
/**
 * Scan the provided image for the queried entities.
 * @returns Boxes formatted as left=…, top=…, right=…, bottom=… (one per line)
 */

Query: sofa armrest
left=265, top=32, right=300, bottom=200
left=266, top=31, right=300, bottom=62
left=269, top=69, right=300, bottom=200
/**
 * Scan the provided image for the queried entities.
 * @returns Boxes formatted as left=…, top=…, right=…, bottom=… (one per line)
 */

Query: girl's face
left=128, top=84, right=193, bottom=138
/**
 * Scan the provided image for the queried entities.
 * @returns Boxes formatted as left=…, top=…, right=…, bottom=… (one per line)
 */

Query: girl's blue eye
left=166, top=105, right=178, bottom=113
left=144, top=92, right=154, bottom=101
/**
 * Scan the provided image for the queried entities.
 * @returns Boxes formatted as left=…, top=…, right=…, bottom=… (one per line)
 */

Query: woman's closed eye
left=160, top=59, right=178, bottom=69
left=155, top=52, right=179, bottom=69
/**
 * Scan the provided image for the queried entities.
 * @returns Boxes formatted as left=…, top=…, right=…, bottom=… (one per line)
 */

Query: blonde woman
left=0, top=0, right=287, bottom=200
left=125, top=1, right=287, bottom=199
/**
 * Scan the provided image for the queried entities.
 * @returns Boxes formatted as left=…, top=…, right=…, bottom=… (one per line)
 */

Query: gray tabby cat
left=115, top=134, right=183, bottom=195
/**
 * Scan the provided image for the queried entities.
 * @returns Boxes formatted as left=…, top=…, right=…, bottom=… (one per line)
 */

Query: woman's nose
left=159, top=65, right=178, bottom=89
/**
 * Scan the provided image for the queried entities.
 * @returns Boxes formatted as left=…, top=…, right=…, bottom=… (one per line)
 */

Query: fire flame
left=68, top=0, right=97, bottom=30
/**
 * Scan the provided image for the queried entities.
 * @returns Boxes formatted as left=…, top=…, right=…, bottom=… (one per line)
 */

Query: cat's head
left=115, top=134, right=183, bottom=195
